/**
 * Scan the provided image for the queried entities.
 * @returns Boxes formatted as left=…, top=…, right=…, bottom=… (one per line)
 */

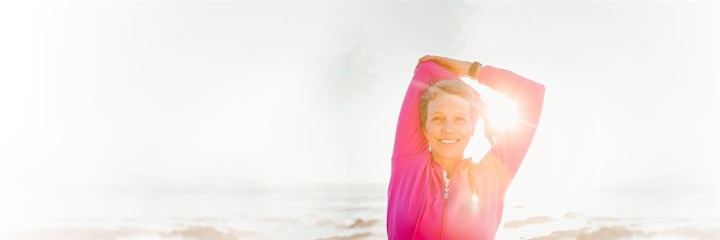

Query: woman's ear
left=421, top=125, right=432, bottom=152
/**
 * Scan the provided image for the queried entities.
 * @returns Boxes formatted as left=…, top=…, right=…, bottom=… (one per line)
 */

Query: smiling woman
left=419, top=80, right=486, bottom=177
left=387, top=55, right=545, bottom=239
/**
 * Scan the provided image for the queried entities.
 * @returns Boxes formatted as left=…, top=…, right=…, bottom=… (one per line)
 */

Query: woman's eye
left=456, top=117, right=466, bottom=122
left=432, top=117, right=442, bottom=121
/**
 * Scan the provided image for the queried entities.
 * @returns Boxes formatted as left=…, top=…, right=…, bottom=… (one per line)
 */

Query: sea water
left=2, top=182, right=717, bottom=239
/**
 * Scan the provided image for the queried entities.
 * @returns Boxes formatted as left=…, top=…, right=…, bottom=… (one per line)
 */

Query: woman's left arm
left=474, top=65, right=545, bottom=182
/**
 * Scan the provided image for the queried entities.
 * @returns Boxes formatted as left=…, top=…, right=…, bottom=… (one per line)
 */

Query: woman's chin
left=432, top=150, right=465, bottom=160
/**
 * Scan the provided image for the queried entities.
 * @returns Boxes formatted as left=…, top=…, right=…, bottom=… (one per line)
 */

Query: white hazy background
left=1, top=0, right=718, bottom=237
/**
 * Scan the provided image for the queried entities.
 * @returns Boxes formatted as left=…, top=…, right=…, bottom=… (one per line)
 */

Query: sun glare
left=462, top=78, right=521, bottom=160
left=470, top=194, right=481, bottom=212
left=462, top=78, right=519, bottom=130
left=485, top=94, right=518, bottom=130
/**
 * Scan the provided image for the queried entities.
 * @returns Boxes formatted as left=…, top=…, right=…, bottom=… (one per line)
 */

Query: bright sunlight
left=462, top=78, right=520, bottom=162
left=462, top=78, right=519, bottom=130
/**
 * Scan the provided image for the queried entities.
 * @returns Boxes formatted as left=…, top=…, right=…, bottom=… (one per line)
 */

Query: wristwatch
left=469, top=61, right=482, bottom=78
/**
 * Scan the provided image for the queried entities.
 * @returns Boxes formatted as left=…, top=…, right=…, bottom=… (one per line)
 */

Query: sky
left=0, top=1, right=718, bottom=217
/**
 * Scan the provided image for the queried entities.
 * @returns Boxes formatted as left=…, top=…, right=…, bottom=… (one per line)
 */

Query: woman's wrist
left=456, top=60, right=472, bottom=78
left=465, top=61, right=483, bottom=79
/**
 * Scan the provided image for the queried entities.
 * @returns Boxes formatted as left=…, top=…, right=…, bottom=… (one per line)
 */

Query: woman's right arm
left=392, top=61, right=460, bottom=160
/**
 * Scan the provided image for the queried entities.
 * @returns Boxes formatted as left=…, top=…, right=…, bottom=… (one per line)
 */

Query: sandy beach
left=2, top=183, right=718, bottom=239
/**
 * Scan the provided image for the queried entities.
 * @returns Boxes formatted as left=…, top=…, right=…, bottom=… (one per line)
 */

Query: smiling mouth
left=439, top=139, right=460, bottom=144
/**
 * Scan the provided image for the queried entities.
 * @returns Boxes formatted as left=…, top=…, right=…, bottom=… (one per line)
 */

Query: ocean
left=2, top=182, right=718, bottom=239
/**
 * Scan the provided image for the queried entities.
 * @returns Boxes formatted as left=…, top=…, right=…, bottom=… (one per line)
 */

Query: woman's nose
left=441, top=122, right=454, bottom=133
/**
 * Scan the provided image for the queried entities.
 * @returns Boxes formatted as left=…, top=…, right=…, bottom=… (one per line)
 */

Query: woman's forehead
left=428, top=106, right=472, bottom=116
left=428, top=94, right=472, bottom=114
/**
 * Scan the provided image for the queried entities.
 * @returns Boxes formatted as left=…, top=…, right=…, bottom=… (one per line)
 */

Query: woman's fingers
left=415, top=55, right=437, bottom=70
left=416, top=55, right=432, bottom=67
left=415, top=55, right=469, bottom=77
left=420, top=55, right=442, bottom=63
left=415, top=55, right=475, bottom=78
left=416, top=55, right=445, bottom=69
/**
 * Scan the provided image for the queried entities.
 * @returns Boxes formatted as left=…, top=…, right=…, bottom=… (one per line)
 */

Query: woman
left=387, top=55, right=545, bottom=239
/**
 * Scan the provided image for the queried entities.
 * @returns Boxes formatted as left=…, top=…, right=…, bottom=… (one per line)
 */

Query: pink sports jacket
left=387, top=61, right=545, bottom=239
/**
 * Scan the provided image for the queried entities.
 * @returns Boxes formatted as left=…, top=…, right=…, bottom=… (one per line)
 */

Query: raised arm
left=475, top=65, right=545, bottom=182
left=392, top=61, right=460, bottom=160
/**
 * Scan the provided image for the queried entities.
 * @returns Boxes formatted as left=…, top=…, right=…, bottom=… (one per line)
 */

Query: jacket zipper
left=439, top=188, right=449, bottom=239
left=439, top=170, right=450, bottom=240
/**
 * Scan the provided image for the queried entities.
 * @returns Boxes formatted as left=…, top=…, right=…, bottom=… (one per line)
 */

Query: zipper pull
left=444, top=187, right=449, bottom=199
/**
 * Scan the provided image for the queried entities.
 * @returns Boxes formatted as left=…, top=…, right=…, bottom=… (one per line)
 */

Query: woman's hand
left=415, top=55, right=479, bottom=78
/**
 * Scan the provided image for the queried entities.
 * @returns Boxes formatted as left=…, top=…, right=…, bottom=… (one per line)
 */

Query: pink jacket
left=387, top=61, right=545, bottom=239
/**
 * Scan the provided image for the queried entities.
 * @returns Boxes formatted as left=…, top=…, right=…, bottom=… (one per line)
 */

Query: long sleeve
left=391, top=61, right=461, bottom=160
left=475, top=65, right=545, bottom=183
left=387, top=61, right=543, bottom=240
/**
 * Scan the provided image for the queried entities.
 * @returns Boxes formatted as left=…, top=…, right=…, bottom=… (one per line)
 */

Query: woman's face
left=423, top=93, right=476, bottom=160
